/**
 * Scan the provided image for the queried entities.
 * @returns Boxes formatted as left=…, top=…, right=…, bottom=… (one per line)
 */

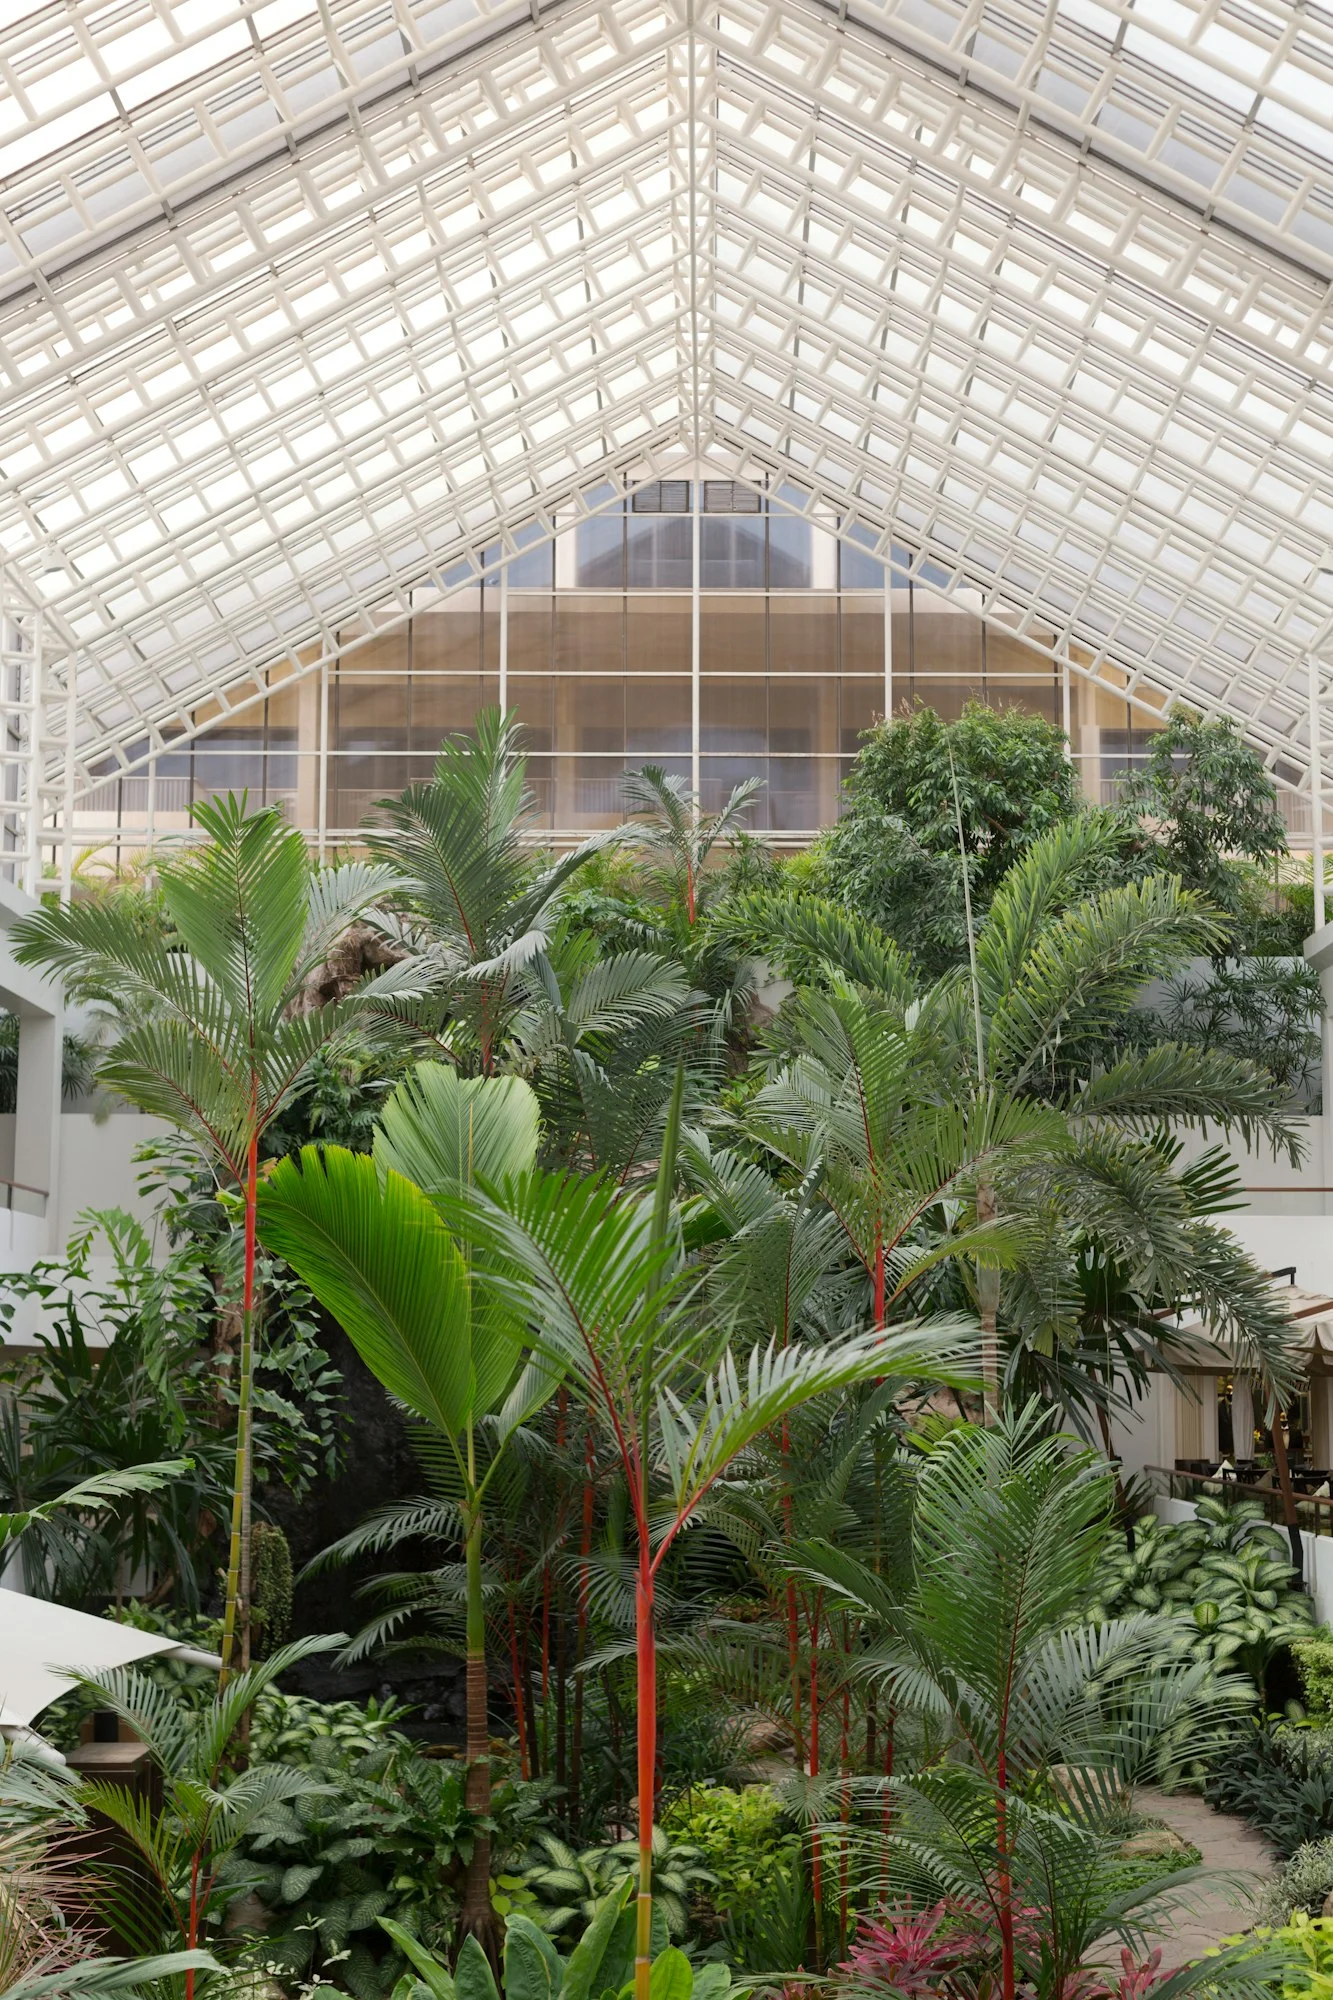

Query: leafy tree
left=802, top=705, right=1081, bottom=973
left=12, top=795, right=401, bottom=1683
left=1120, top=712, right=1289, bottom=926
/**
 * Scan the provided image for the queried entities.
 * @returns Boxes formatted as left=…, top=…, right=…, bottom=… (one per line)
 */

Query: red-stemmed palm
left=12, top=795, right=403, bottom=1683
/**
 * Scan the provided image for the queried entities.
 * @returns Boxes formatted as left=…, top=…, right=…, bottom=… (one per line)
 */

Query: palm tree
left=797, top=1404, right=1257, bottom=2000
left=734, top=817, right=1304, bottom=1424
left=429, top=1076, right=979, bottom=2000
left=11, top=794, right=401, bottom=1683
left=620, top=765, right=762, bottom=926
left=255, top=1064, right=552, bottom=1964
left=507, top=925, right=720, bottom=1178
left=67, top=1637, right=338, bottom=2000
left=365, top=708, right=614, bottom=1074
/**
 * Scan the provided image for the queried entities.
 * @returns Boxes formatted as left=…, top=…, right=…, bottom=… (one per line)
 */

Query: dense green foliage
left=5, top=703, right=1323, bottom=2000
left=1091, top=1499, right=1315, bottom=1685
left=798, top=703, right=1081, bottom=973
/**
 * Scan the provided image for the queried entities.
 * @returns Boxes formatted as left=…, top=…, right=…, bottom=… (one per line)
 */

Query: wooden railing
left=1150, top=1464, right=1333, bottom=1538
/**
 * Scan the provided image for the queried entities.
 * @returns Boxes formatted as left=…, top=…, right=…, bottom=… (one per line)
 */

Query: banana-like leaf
left=256, top=1147, right=482, bottom=1442
left=376, top=1063, right=539, bottom=1198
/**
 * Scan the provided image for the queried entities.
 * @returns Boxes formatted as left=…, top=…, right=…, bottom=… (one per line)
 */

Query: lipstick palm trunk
left=219, top=1135, right=259, bottom=1688
left=460, top=1480, right=499, bottom=1967
left=634, top=1547, right=657, bottom=2000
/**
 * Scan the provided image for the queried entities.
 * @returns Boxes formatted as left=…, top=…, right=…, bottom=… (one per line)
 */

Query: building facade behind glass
left=74, top=481, right=1254, bottom=858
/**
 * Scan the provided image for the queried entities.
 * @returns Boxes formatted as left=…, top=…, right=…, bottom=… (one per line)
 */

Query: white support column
left=499, top=567, right=509, bottom=718
left=317, top=660, right=330, bottom=864
left=691, top=475, right=701, bottom=803
left=1311, top=654, right=1325, bottom=931
left=0, top=571, right=46, bottom=897
left=1199, top=1374, right=1219, bottom=1461
left=1061, top=659, right=1072, bottom=759
left=884, top=563, right=893, bottom=723
left=60, top=664, right=75, bottom=903
left=14, top=1007, right=60, bottom=1220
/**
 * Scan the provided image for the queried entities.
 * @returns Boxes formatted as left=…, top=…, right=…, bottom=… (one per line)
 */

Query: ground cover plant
left=3, top=703, right=1321, bottom=2000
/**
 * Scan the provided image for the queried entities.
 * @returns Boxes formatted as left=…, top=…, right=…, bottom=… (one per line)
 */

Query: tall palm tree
left=365, top=708, right=614, bottom=1074
left=255, top=1064, right=552, bottom=1965
left=11, top=794, right=401, bottom=1683
left=733, top=817, right=1304, bottom=1423
left=620, top=765, right=762, bottom=926
left=796, top=1405, right=1257, bottom=2000
left=431, top=1083, right=980, bottom=2000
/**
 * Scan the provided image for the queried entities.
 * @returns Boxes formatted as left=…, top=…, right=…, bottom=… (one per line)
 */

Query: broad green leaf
left=377, top=1064, right=540, bottom=1196
left=258, top=1147, right=478, bottom=1439
left=648, top=1948, right=693, bottom=2000
left=690, top=1965, right=731, bottom=2000
left=561, top=1876, right=635, bottom=2000
left=378, top=1918, right=457, bottom=2000
left=455, top=1935, right=502, bottom=2000
left=504, top=1914, right=564, bottom=2000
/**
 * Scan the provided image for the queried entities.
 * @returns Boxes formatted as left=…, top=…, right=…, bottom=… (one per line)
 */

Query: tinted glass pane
left=510, top=596, right=554, bottom=675
left=702, top=678, right=766, bottom=754
left=626, top=595, right=690, bottom=674
left=408, top=675, right=499, bottom=752
left=555, top=595, right=623, bottom=675
left=505, top=540, right=555, bottom=588
left=701, top=517, right=765, bottom=588
left=576, top=513, right=624, bottom=586
left=625, top=679, right=691, bottom=756
left=412, top=599, right=482, bottom=673
left=840, top=598, right=884, bottom=677
left=701, top=597, right=766, bottom=674
left=511, top=677, right=555, bottom=751
left=840, top=537, right=884, bottom=589
left=769, top=515, right=812, bottom=588
left=626, top=514, right=692, bottom=587
left=770, top=597, right=837, bottom=676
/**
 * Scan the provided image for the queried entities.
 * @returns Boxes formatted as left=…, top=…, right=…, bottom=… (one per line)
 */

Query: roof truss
left=0, top=0, right=1330, bottom=804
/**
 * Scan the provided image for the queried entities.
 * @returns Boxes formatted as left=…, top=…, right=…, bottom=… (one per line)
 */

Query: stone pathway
left=1131, top=1787, right=1274, bottom=1969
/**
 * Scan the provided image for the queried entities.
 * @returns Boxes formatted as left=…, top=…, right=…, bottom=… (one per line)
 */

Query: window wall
left=75, top=481, right=1288, bottom=861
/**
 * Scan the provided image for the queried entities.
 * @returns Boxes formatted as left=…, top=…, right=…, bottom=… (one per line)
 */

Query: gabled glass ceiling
left=2, top=0, right=1332, bottom=803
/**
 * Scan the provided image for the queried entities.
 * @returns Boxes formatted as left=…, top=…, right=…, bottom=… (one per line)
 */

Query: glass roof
left=1, top=0, right=1331, bottom=797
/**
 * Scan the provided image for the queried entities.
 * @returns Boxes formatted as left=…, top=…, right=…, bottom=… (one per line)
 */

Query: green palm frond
left=1069, top=1041, right=1301, bottom=1160
left=719, top=891, right=917, bottom=1002
left=985, top=874, right=1224, bottom=1089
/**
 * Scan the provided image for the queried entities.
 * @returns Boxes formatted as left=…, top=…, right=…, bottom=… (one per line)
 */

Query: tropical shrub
left=836, top=1902, right=1031, bottom=2000
left=518, top=1828, right=714, bottom=1941
left=1219, top=1912, right=1333, bottom=2000
left=1091, top=1499, right=1314, bottom=1685
left=1295, top=1637, right=1333, bottom=1721
left=660, top=1786, right=796, bottom=1919
left=1204, top=1721, right=1333, bottom=1856
left=240, top=1740, right=481, bottom=1997
left=1257, top=1838, right=1333, bottom=1925
left=378, top=1880, right=731, bottom=2000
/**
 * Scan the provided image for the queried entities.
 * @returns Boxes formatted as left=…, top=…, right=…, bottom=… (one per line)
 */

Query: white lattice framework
left=4, top=0, right=1333, bottom=840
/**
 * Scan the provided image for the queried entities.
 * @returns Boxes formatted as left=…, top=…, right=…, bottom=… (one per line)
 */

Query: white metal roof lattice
left=2, top=0, right=1333, bottom=800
